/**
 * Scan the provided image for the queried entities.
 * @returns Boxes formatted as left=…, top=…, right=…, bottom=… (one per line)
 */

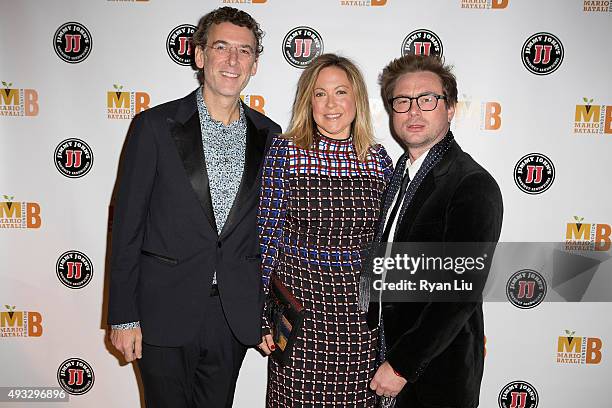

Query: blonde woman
left=258, top=54, right=393, bottom=407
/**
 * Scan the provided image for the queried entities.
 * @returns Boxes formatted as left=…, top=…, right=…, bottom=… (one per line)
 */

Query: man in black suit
left=367, top=55, right=503, bottom=407
left=107, top=7, right=281, bottom=408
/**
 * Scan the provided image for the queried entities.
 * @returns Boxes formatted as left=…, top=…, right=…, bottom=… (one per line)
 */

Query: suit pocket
left=141, top=250, right=178, bottom=265
left=244, top=254, right=262, bottom=261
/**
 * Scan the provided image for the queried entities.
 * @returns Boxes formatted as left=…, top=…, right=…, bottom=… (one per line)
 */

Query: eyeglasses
left=206, top=42, right=255, bottom=60
left=390, top=93, right=447, bottom=113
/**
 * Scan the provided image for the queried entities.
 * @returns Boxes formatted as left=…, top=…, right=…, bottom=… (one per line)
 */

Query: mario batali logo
left=107, top=84, right=150, bottom=119
left=0, top=195, right=41, bottom=229
left=340, top=0, right=386, bottom=6
left=565, top=216, right=611, bottom=251
left=574, top=97, right=612, bottom=134
left=583, top=0, right=612, bottom=11
left=1, top=81, right=39, bottom=117
left=0, top=305, right=43, bottom=337
left=455, top=95, right=502, bottom=131
left=283, top=26, right=324, bottom=69
left=557, top=330, right=603, bottom=365
left=53, top=22, right=92, bottom=63
left=240, top=94, right=266, bottom=114
left=461, top=0, right=508, bottom=8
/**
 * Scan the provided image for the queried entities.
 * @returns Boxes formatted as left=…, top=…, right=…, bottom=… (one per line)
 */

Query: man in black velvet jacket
left=368, top=55, right=503, bottom=407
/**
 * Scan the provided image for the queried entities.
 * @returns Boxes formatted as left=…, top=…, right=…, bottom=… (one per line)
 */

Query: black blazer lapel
left=169, top=93, right=217, bottom=233
left=382, top=154, right=409, bottom=219
left=220, top=112, right=267, bottom=238
left=395, top=142, right=460, bottom=238
left=395, top=172, right=435, bottom=238
left=374, top=153, right=408, bottom=240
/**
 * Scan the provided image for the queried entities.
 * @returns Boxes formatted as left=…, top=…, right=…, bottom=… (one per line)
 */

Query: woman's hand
left=258, top=334, right=276, bottom=355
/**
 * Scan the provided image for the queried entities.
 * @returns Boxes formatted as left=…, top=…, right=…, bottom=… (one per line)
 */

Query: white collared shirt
left=376, top=150, right=430, bottom=313
left=383, top=149, right=430, bottom=242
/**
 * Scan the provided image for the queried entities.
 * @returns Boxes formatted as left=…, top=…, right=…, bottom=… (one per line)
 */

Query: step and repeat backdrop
left=1, top=0, right=611, bottom=407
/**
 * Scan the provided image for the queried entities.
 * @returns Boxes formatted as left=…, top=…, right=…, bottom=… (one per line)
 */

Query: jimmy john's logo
left=583, top=0, right=612, bottom=11
left=506, top=269, right=546, bottom=309
left=53, top=22, right=92, bottom=63
left=0, top=305, right=43, bottom=337
left=455, top=95, right=502, bottom=131
left=54, top=138, right=93, bottom=178
left=166, top=24, right=196, bottom=66
left=565, top=216, right=611, bottom=251
left=57, top=358, right=95, bottom=395
left=222, top=0, right=267, bottom=3
left=0, top=81, right=39, bottom=117
left=107, top=84, right=150, bottom=119
left=521, top=32, right=563, bottom=75
left=401, top=29, right=443, bottom=57
left=557, top=330, right=603, bottom=365
left=240, top=94, right=266, bottom=114
left=283, top=26, right=324, bottom=69
left=340, top=0, right=387, bottom=6
left=574, top=97, right=612, bottom=134
left=461, top=0, right=508, bottom=8
left=56, top=251, right=94, bottom=289
left=513, top=153, right=554, bottom=194
left=498, top=381, right=538, bottom=408
left=0, top=195, right=41, bottom=229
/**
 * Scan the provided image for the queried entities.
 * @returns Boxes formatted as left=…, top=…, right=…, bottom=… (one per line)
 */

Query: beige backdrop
left=1, top=0, right=611, bottom=407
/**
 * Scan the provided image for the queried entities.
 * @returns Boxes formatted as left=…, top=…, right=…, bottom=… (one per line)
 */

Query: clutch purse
left=265, top=274, right=305, bottom=366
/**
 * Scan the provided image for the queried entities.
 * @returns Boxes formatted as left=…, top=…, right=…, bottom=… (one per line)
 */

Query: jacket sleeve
left=386, top=171, right=503, bottom=381
left=373, top=143, right=394, bottom=186
left=257, top=136, right=290, bottom=333
left=107, top=112, right=157, bottom=325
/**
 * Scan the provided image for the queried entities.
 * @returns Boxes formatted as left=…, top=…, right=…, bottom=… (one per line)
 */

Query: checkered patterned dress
left=258, top=134, right=393, bottom=407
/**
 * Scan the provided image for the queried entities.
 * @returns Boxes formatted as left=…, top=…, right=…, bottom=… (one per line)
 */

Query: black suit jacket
left=369, top=140, right=503, bottom=408
left=107, top=90, right=281, bottom=347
